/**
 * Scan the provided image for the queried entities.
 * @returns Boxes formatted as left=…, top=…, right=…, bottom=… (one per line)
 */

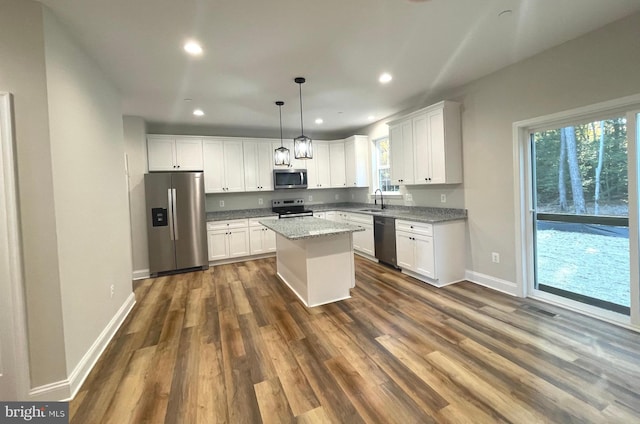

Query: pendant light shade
left=274, top=101, right=290, bottom=166
left=293, top=77, right=313, bottom=159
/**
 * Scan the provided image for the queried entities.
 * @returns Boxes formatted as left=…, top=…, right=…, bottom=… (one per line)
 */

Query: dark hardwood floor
left=70, top=256, right=640, bottom=423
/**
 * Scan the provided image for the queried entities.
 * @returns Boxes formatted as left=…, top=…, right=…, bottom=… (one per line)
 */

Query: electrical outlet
left=335, top=194, right=339, bottom=200
left=351, top=193, right=354, bottom=200
left=110, top=284, right=115, bottom=298
left=308, top=195, right=313, bottom=202
left=441, top=194, right=447, bottom=203
left=219, top=200, right=225, bottom=207
left=406, top=193, right=413, bottom=202
left=492, top=252, right=500, bottom=263
left=258, top=198, right=263, bottom=205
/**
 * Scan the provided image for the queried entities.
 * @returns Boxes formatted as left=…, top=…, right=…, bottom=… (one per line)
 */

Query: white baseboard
left=28, top=380, right=70, bottom=402
left=133, top=268, right=150, bottom=280
left=354, top=251, right=378, bottom=263
left=465, top=270, right=521, bottom=297
left=28, top=293, right=136, bottom=401
left=67, top=293, right=136, bottom=399
left=209, top=252, right=276, bottom=267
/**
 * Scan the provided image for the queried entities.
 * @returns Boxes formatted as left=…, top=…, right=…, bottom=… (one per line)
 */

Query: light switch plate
left=258, top=198, right=263, bottom=205
left=441, top=194, right=447, bottom=203
left=309, top=195, right=313, bottom=202
left=219, top=200, right=225, bottom=207
left=406, top=193, right=413, bottom=202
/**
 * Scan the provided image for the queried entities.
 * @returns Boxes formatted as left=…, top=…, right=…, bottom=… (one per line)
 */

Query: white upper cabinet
left=243, top=139, right=274, bottom=191
left=329, top=141, right=347, bottom=188
left=389, top=120, right=414, bottom=185
left=307, top=141, right=331, bottom=189
left=389, top=100, right=462, bottom=185
left=203, top=138, right=245, bottom=193
left=344, top=135, right=369, bottom=187
left=147, top=135, right=203, bottom=171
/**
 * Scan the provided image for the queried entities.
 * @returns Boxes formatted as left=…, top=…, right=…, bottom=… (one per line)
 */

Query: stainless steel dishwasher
left=374, top=216, right=397, bottom=267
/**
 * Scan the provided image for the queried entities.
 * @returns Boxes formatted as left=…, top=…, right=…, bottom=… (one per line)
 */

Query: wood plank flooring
left=70, top=256, right=640, bottom=423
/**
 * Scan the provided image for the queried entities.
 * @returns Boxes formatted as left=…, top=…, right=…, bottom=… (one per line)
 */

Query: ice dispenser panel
left=151, top=207, right=168, bottom=227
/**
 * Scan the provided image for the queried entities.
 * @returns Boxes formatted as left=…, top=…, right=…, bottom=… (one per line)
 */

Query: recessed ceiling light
left=193, top=109, right=204, bottom=116
left=315, top=118, right=323, bottom=124
left=498, top=9, right=513, bottom=17
left=367, top=115, right=375, bottom=121
left=379, top=73, right=393, bottom=84
left=183, top=40, right=203, bottom=56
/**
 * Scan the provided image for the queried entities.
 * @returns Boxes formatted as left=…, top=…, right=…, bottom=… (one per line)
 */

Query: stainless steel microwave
left=273, top=168, right=308, bottom=190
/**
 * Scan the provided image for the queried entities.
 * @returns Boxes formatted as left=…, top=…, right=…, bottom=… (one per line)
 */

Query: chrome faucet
left=374, top=188, right=385, bottom=210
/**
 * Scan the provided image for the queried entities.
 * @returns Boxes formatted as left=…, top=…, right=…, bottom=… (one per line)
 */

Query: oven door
left=273, top=169, right=307, bottom=189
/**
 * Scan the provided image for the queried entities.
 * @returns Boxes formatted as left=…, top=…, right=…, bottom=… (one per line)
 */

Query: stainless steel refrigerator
left=145, top=172, right=208, bottom=276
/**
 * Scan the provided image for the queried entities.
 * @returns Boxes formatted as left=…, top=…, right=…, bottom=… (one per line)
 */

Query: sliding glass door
left=531, top=117, right=630, bottom=314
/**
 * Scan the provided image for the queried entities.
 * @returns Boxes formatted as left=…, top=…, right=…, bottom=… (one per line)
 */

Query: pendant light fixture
left=274, top=101, right=290, bottom=166
left=293, top=77, right=313, bottom=159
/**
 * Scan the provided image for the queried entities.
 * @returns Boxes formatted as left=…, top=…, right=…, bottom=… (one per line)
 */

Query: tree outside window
left=375, top=137, right=399, bottom=193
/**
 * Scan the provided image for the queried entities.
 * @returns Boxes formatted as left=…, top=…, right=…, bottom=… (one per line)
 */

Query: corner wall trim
left=29, top=293, right=136, bottom=401
left=133, top=268, right=150, bottom=280
left=465, top=270, right=521, bottom=297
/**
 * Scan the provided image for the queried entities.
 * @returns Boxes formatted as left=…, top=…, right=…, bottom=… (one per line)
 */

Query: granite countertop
left=206, top=208, right=277, bottom=221
left=309, top=203, right=467, bottom=224
left=206, top=202, right=467, bottom=224
left=259, top=216, right=365, bottom=240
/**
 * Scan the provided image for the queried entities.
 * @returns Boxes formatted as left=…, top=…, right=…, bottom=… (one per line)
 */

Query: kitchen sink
left=357, top=208, right=388, bottom=213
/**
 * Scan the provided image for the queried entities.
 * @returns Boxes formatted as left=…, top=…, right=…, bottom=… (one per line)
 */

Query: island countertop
left=259, top=216, right=365, bottom=240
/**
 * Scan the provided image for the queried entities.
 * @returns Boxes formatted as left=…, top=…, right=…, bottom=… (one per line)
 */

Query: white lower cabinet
left=207, top=219, right=250, bottom=261
left=249, top=217, right=277, bottom=255
left=348, top=213, right=375, bottom=257
left=396, top=231, right=434, bottom=278
left=395, top=219, right=464, bottom=287
left=325, top=211, right=375, bottom=258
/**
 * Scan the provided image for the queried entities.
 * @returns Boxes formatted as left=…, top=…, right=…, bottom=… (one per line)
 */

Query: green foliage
left=534, top=117, right=627, bottom=212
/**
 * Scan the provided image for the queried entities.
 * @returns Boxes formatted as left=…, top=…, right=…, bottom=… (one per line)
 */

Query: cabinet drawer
left=207, top=219, right=248, bottom=231
left=249, top=216, right=278, bottom=227
left=396, top=219, right=432, bottom=236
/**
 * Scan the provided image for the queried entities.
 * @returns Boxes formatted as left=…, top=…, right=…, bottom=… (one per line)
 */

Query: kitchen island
left=259, top=217, right=364, bottom=307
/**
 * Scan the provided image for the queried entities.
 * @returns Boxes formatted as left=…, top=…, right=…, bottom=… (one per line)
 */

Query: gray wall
left=123, top=116, right=149, bottom=277
left=0, top=0, right=135, bottom=391
left=42, top=8, right=133, bottom=374
left=0, top=0, right=67, bottom=388
left=359, top=12, right=640, bottom=292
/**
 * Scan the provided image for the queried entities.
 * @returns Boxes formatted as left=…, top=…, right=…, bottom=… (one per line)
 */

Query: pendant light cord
left=279, top=104, right=284, bottom=147
left=298, top=82, right=304, bottom=136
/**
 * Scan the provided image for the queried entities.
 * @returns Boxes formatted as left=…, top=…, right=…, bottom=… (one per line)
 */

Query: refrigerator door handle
left=167, top=188, right=174, bottom=241
left=172, top=188, right=179, bottom=240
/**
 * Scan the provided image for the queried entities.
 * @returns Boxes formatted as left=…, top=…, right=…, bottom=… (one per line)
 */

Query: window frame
left=373, top=136, right=400, bottom=196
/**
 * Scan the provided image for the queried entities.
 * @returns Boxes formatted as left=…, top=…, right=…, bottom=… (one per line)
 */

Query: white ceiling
left=39, top=0, right=640, bottom=138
